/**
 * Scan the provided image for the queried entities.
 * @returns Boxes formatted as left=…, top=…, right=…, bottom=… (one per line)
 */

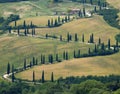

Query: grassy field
left=11, top=15, right=120, bottom=44
left=0, top=34, right=94, bottom=75
left=0, top=0, right=95, bottom=18
left=106, top=0, right=120, bottom=9
left=16, top=52, right=120, bottom=80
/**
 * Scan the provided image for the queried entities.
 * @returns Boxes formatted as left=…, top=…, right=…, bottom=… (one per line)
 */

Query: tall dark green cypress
left=56, top=53, right=59, bottom=61
left=17, top=27, right=20, bottom=36
left=108, top=39, right=111, bottom=50
left=23, top=20, right=26, bottom=29
left=67, top=33, right=70, bottom=42
left=7, top=62, right=10, bottom=74
left=98, top=38, right=101, bottom=45
left=42, top=70, right=44, bottom=83
left=12, top=64, right=15, bottom=82
left=32, top=57, right=35, bottom=66
left=75, top=33, right=78, bottom=42
left=66, top=51, right=68, bottom=60
left=51, top=72, right=54, bottom=82
left=63, top=51, right=66, bottom=60
left=83, top=7, right=86, bottom=17
left=82, top=34, right=84, bottom=42
left=101, top=43, right=105, bottom=50
left=94, top=44, right=97, bottom=53
left=30, top=61, right=32, bottom=68
left=33, top=71, right=35, bottom=82
left=88, top=48, right=91, bottom=55
left=24, top=58, right=26, bottom=70
left=48, top=19, right=50, bottom=27
left=60, top=35, right=62, bottom=41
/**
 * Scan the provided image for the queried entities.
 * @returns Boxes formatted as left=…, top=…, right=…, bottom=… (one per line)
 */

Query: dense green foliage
left=115, top=34, right=120, bottom=43
left=0, top=0, right=29, bottom=3
left=0, top=14, right=20, bottom=31
left=99, top=9, right=120, bottom=29
left=0, top=75, right=120, bottom=94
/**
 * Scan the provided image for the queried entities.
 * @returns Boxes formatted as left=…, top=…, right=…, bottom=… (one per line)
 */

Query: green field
left=0, top=0, right=95, bottom=18
left=11, top=15, right=120, bottom=44
left=16, top=52, right=120, bottom=80
left=0, top=34, right=95, bottom=75
left=0, top=0, right=120, bottom=81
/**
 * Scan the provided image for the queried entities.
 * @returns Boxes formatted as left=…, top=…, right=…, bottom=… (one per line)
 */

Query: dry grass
left=106, top=0, right=120, bottom=9
left=33, top=15, right=119, bottom=44
left=0, top=34, right=93, bottom=75
left=11, top=15, right=120, bottom=45
left=16, top=52, right=120, bottom=80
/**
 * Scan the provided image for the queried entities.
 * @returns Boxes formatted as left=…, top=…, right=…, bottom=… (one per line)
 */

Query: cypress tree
left=33, top=28, right=35, bottom=35
left=75, top=33, right=78, bottom=42
left=98, top=38, right=101, bottom=45
left=32, top=57, right=35, bottom=66
left=94, top=6, right=97, bottom=12
left=49, top=54, right=53, bottom=64
left=56, top=53, right=59, bottom=61
left=24, top=28, right=27, bottom=36
left=32, top=71, right=35, bottom=82
left=66, top=51, right=68, bottom=60
left=65, top=16, right=67, bottom=22
left=78, top=10, right=82, bottom=17
left=15, top=20, right=17, bottom=27
left=101, top=43, right=105, bottom=50
left=12, top=64, right=15, bottom=82
left=69, top=35, right=72, bottom=41
left=60, top=35, right=62, bottom=41
left=63, top=51, right=66, bottom=60
left=67, top=33, right=70, bottom=42
left=27, top=27, right=29, bottom=34
left=90, top=0, right=93, bottom=5
left=82, top=34, right=84, bottom=42
left=51, top=72, right=54, bottom=82
left=83, top=7, right=86, bottom=17
left=108, top=39, right=111, bottom=50
left=88, top=48, right=91, bottom=55
left=51, top=19, right=53, bottom=27
left=30, top=21, right=33, bottom=28
left=48, top=19, right=50, bottom=27
left=58, top=16, right=60, bottom=23
left=78, top=49, right=80, bottom=58
left=94, top=44, right=97, bottom=53
left=41, top=54, right=43, bottom=64
left=8, top=27, right=11, bottom=34
left=24, top=58, right=26, bottom=70
left=46, top=34, right=48, bottom=39
left=17, top=27, right=20, bottom=36
left=7, top=62, right=10, bottom=74
left=41, top=70, right=44, bottom=83
left=54, top=19, right=58, bottom=26
left=30, top=61, right=32, bottom=68
left=23, top=20, right=26, bottom=29
left=43, top=55, right=45, bottom=64
left=32, top=28, right=34, bottom=36
left=68, top=15, right=70, bottom=21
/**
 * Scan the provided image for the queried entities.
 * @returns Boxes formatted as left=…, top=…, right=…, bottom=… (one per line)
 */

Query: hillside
left=16, top=52, right=120, bottom=80
left=11, top=15, right=119, bottom=44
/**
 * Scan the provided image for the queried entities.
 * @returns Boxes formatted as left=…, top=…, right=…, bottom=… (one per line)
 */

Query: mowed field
left=0, top=34, right=94, bottom=75
left=16, top=52, right=120, bottom=80
left=106, top=0, right=120, bottom=9
left=11, top=15, right=120, bottom=44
